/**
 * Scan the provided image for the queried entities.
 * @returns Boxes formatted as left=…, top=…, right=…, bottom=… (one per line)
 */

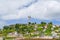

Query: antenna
left=28, top=16, right=31, bottom=23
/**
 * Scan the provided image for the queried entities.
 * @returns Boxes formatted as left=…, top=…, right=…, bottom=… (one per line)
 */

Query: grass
left=5, top=37, right=16, bottom=40
left=4, top=37, right=60, bottom=40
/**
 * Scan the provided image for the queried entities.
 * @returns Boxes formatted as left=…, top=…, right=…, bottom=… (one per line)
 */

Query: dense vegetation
left=0, top=22, right=60, bottom=38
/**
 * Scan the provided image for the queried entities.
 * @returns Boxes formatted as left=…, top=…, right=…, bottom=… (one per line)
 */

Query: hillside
left=0, top=22, right=59, bottom=38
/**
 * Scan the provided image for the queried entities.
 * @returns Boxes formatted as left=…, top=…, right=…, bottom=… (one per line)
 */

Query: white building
left=7, top=32, right=18, bottom=37
left=0, top=37, right=3, bottom=40
left=51, top=31, right=59, bottom=38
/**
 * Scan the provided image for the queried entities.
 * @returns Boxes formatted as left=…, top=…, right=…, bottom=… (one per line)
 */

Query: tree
left=35, top=22, right=36, bottom=24
left=0, top=29, right=2, bottom=34
left=41, top=22, right=46, bottom=27
left=3, top=26, right=9, bottom=30
left=3, top=25, right=15, bottom=34
left=28, top=22, right=31, bottom=25
left=48, top=22, right=53, bottom=25
left=26, top=25, right=35, bottom=37
left=45, top=22, right=53, bottom=36
left=3, top=26, right=9, bottom=36
left=8, top=26, right=15, bottom=32
left=15, top=24, right=20, bottom=37
left=48, top=22, right=53, bottom=29
left=44, top=28, right=52, bottom=36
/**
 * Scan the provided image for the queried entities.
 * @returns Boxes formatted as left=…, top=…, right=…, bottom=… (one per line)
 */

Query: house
left=40, top=36, right=53, bottom=39
left=51, top=31, right=59, bottom=38
left=52, top=25, right=55, bottom=28
left=44, top=25, right=48, bottom=29
left=8, top=32, right=24, bottom=37
left=0, top=37, right=3, bottom=40
left=7, top=32, right=18, bottom=37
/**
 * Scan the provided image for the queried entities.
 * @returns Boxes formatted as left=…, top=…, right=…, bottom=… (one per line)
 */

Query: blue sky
left=0, top=0, right=60, bottom=28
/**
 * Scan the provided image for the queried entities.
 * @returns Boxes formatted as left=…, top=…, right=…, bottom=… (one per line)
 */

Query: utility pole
left=28, top=16, right=31, bottom=24
left=28, top=16, right=31, bottom=22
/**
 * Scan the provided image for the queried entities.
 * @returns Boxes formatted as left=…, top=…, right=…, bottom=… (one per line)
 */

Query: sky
left=0, top=0, right=60, bottom=28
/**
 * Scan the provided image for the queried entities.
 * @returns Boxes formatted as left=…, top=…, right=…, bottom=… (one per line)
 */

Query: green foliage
left=44, top=29, right=52, bottom=36
left=37, top=27, right=43, bottom=32
left=48, top=22, right=53, bottom=25
left=41, top=22, right=46, bottom=26
left=15, top=24, right=20, bottom=34
left=54, top=27, right=59, bottom=30
left=0, top=22, right=59, bottom=38
left=47, top=22, right=53, bottom=29
left=28, top=22, right=31, bottom=25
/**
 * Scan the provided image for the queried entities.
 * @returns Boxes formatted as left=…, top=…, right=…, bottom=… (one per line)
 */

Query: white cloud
left=0, top=0, right=60, bottom=21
